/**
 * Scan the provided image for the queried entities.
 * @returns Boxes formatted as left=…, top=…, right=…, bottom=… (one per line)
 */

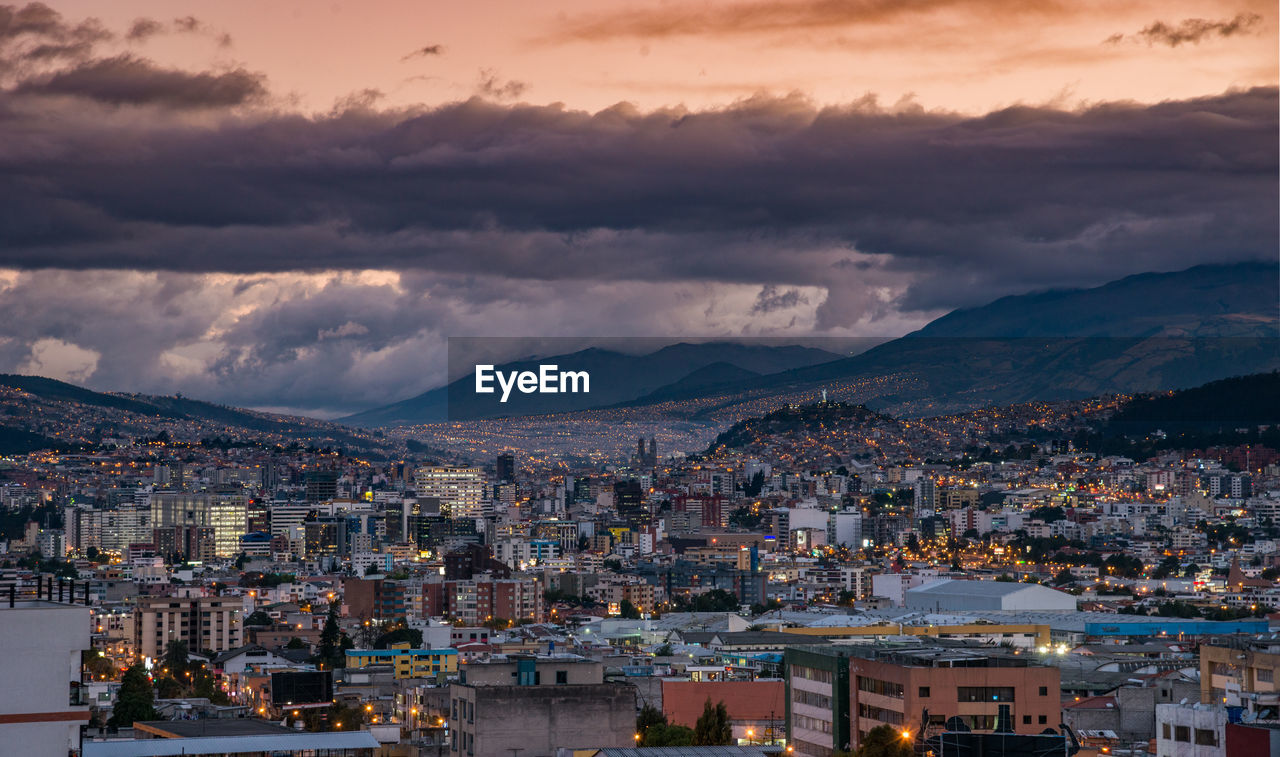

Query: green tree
left=155, top=675, right=183, bottom=699
left=636, top=703, right=667, bottom=739
left=619, top=599, right=642, bottom=619
left=286, top=637, right=307, bottom=649
left=317, top=601, right=341, bottom=668
left=108, top=663, right=157, bottom=727
left=245, top=610, right=273, bottom=626
left=653, top=643, right=674, bottom=657
left=693, top=699, right=732, bottom=746
left=163, top=640, right=190, bottom=676
left=644, top=724, right=696, bottom=746
left=853, top=724, right=914, bottom=757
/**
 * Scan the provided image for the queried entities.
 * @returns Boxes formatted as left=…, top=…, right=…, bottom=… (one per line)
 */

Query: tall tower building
left=496, top=452, right=516, bottom=483
left=415, top=466, right=487, bottom=520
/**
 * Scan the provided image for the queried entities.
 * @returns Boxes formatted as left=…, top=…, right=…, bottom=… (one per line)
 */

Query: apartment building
left=134, top=595, right=244, bottom=659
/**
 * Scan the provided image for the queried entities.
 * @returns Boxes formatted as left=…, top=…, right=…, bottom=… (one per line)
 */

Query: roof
left=662, top=680, right=786, bottom=726
left=134, top=720, right=294, bottom=738
left=82, top=731, right=380, bottom=757
left=908, top=579, right=1053, bottom=597
left=345, top=647, right=457, bottom=658
left=586, top=749, right=772, bottom=756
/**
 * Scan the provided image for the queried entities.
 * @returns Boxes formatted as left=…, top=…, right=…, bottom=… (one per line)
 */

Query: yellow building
left=345, top=645, right=458, bottom=680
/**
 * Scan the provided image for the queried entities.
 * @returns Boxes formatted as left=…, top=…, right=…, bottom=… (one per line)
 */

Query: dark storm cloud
left=13, top=54, right=267, bottom=107
left=752, top=285, right=809, bottom=314
left=1107, top=12, right=1264, bottom=47
left=0, top=85, right=1273, bottom=316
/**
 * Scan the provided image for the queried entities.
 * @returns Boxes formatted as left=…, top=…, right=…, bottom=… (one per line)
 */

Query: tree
left=155, top=675, right=183, bottom=699
left=1053, top=568, right=1076, bottom=586
left=245, top=610, right=273, bottom=626
left=317, top=602, right=341, bottom=668
left=163, top=640, right=191, bottom=677
left=693, top=699, right=732, bottom=746
left=85, top=546, right=100, bottom=561
left=853, top=724, right=914, bottom=757
left=637, top=703, right=666, bottom=732
left=644, top=724, right=696, bottom=746
left=108, top=663, right=157, bottom=727
left=374, top=626, right=423, bottom=649
left=619, top=599, right=642, bottom=619
left=653, top=643, right=674, bottom=657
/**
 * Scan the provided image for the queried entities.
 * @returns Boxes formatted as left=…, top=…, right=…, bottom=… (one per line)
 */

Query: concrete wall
left=0, top=602, right=90, bottom=757
left=455, top=684, right=635, bottom=757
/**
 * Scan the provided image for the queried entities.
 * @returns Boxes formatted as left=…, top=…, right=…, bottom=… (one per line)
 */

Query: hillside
left=0, top=374, right=389, bottom=455
left=1105, top=371, right=1280, bottom=432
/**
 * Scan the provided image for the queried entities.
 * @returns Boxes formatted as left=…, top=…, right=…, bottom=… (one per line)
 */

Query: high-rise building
left=414, top=466, right=487, bottom=520
left=304, top=470, right=340, bottom=502
left=150, top=491, right=249, bottom=557
left=496, top=452, right=515, bottom=483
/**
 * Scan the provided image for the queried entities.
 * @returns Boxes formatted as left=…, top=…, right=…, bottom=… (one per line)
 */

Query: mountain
left=0, top=374, right=388, bottom=455
left=607, top=262, right=1280, bottom=418
left=339, top=342, right=840, bottom=426
left=911, top=261, right=1279, bottom=339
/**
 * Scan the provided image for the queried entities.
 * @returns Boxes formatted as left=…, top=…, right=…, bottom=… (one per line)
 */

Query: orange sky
left=51, top=0, right=1279, bottom=114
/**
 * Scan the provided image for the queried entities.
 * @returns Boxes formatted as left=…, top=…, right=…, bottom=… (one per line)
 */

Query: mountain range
left=342, top=261, right=1279, bottom=425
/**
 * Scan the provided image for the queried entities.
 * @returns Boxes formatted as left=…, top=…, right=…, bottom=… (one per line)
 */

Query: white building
left=414, top=466, right=487, bottom=519
left=0, top=600, right=91, bottom=757
left=905, top=579, right=1076, bottom=612
left=1155, top=702, right=1225, bottom=757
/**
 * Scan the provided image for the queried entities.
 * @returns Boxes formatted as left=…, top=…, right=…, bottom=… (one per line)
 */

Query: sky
left=0, top=0, right=1276, bottom=417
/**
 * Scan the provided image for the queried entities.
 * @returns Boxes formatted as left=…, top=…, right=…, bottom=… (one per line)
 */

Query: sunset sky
left=0, top=0, right=1276, bottom=415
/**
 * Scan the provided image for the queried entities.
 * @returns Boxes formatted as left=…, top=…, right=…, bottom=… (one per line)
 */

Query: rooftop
left=82, top=731, right=380, bottom=757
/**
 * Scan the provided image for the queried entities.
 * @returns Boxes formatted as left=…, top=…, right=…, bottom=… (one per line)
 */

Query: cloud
left=1106, top=12, right=1264, bottom=47
left=476, top=68, right=527, bottom=99
left=125, top=15, right=232, bottom=47
left=546, top=0, right=1067, bottom=41
left=13, top=54, right=267, bottom=107
left=125, top=18, right=163, bottom=42
left=401, top=44, right=444, bottom=61
left=0, top=2, right=111, bottom=63
left=751, top=285, right=809, bottom=314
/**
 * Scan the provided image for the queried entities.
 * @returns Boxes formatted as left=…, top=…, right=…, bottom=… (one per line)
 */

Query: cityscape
left=0, top=2, right=1277, bottom=757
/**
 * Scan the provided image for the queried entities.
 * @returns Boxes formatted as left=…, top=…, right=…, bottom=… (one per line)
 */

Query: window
left=1194, top=729, right=1218, bottom=746
left=792, top=666, right=833, bottom=684
left=857, top=703, right=904, bottom=725
left=859, top=677, right=904, bottom=698
left=555, top=670, right=568, bottom=684
left=918, top=687, right=930, bottom=698
left=1174, top=726, right=1190, bottom=743
left=1258, top=669, right=1274, bottom=683
left=957, top=687, right=1015, bottom=703
left=1162, top=724, right=1171, bottom=740
left=1038, top=715, right=1047, bottom=725
left=1022, top=716, right=1031, bottom=725
left=1038, top=687, right=1048, bottom=696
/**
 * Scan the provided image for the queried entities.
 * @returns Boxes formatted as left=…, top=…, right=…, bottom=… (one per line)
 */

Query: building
left=0, top=600, right=91, bottom=757
left=1199, top=637, right=1280, bottom=719
left=343, top=577, right=408, bottom=621
left=1155, top=702, right=1227, bottom=757
left=496, top=452, right=515, bottom=483
left=134, top=596, right=244, bottom=659
left=905, top=579, right=1076, bottom=612
left=449, top=656, right=635, bottom=756
left=150, top=491, right=249, bottom=557
left=415, top=466, right=487, bottom=520
left=345, top=647, right=458, bottom=680
left=784, top=642, right=1061, bottom=757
